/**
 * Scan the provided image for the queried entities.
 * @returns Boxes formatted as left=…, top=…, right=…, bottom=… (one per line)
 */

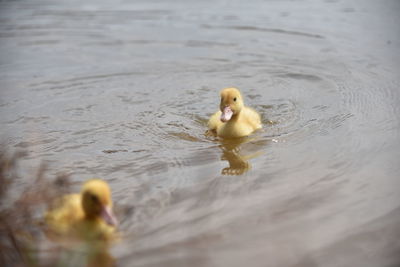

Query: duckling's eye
left=90, top=194, right=98, bottom=203
left=233, top=97, right=237, bottom=102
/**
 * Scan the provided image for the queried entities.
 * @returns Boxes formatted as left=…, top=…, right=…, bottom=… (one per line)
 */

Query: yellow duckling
left=207, top=88, right=262, bottom=138
left=45, top=179, right=118, bottom=244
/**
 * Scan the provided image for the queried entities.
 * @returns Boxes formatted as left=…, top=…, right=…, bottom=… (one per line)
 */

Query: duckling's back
left=45, top=193, right=84, bottom=239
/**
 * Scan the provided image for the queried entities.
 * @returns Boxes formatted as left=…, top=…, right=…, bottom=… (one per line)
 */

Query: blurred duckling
left=208, top=88, right=262, bottom=138
left=45, top=179, right=118, bottom=244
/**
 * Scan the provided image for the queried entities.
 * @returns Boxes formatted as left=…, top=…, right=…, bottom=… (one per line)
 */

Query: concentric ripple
left=1, top=0, right=399, bottom=266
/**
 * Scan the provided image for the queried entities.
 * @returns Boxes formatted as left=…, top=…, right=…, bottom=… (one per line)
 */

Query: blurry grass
left=0, top=150, right=71, bottom=267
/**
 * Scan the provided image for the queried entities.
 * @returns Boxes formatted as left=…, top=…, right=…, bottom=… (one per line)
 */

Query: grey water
left=0, top=0, right=400, bottom=266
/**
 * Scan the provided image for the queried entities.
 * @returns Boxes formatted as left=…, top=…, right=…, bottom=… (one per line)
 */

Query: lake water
left=0, top=0, right=399, bottom=266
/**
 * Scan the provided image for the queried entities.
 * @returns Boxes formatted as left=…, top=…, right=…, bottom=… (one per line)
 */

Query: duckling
left=45, top=179, right=118, bottom=244
left=207, top=88, right=262, bottom=138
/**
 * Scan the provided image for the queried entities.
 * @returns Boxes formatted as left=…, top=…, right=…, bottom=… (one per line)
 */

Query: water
left=1, top=0, right=400, bottom=266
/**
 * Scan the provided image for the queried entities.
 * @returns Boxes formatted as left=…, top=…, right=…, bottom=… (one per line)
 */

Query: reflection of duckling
left=45, top=179, right=118, bottom=244
left=208, top=88, right=262, bottom=138
left=221, top=147, right=250, bottom=175
left=219, top=138, right=264, bottom=176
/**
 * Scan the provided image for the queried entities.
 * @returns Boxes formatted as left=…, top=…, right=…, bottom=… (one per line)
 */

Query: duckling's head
left=219, top=87, right=244, bottom=122
left=81, top=179, right=118, bottom=226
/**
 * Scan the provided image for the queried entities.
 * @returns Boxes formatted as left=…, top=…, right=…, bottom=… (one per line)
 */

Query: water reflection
left=218, top=137, right=264, bottom=176
left=43, top=243, right=115, bottom=267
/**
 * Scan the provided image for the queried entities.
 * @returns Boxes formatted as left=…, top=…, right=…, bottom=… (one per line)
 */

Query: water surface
left=0, top=0, right=399, bottom=266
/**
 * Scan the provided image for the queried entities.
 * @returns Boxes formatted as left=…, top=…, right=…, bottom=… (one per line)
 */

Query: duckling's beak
left=101, top=205, right=118, bottom=226
left=220, top=106, right=233, bottom=122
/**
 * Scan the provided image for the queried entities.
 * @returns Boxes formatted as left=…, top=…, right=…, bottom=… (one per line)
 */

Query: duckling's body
left=208, top=88, right=261, bottom=138
left=45, top=179, right=117, bottom=244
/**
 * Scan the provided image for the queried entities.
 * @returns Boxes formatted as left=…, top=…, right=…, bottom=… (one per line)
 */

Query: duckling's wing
left=208, top=110, right=222, bottom=131
left=244, top=107, right=262, bottom=129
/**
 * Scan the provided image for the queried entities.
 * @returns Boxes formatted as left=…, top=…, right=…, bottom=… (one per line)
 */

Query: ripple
left=102, top=149, right=129, bottom=154
left=30, top=72, right=143, bottom=89
left=1, top=0, right=399, bottom=266
left=202, top=24, right=324, bottom=39
left=257, top=99, right=301, bottom=138
left=14, top=138, right=57, bottom=148
left=277, top=72, right=323, bottom=82
left=185, top=40, right=237, bottom=48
